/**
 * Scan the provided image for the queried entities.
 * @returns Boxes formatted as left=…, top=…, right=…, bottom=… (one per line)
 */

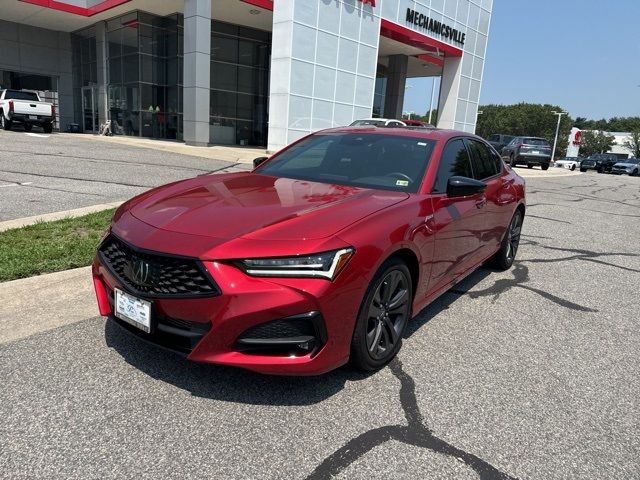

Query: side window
left=467, top=140, right=498, bottom=180
left=489, top=134, right=499, bottom=142
left=433, top=139, right=473, bottom=193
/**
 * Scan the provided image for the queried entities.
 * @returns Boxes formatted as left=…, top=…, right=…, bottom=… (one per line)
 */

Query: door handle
left=475, top=197, right=487, bottom=209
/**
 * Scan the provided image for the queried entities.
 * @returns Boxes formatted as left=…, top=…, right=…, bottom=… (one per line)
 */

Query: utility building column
left=383, top=54, right=408, bottom=120
left=95, top=21, right=108, bottom=128
left=183, top=0, right=211, bottom=146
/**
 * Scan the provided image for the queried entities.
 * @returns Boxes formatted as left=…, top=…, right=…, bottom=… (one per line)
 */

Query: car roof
left=313, top=126, right=480, bottom=142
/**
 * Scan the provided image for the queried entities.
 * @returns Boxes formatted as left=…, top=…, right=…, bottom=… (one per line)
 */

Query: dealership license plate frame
left=114, top=288, right=152, bottom=333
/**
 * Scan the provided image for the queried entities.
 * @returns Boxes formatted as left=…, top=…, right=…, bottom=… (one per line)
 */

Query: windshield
left=523, top=138, right=549, bottom=146
left=256, top=133, right=436, bottom=193
left=3, top=90, right=39, bottom=101
left=350, top=120, right=386, bottom=127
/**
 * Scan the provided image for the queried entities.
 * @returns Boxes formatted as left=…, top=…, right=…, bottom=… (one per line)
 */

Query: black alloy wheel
left=351, top=258, right=412, bottom=371
left=489, top=209, right=523, bottom=271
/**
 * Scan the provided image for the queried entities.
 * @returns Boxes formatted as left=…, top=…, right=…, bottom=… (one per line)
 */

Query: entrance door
left=82, top=87, right=98, bottom=132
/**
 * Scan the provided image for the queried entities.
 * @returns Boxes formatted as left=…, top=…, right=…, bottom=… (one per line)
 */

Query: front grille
left=99, top=235, right=219, bottom=298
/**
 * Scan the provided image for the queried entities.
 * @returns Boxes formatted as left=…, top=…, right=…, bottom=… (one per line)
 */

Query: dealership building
left=0, top=0, right=492, bottom=151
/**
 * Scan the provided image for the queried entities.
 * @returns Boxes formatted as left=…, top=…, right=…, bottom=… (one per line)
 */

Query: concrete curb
left=0, top=266, right=97, bottom=345
left=0, top=202, right=122, bottom=232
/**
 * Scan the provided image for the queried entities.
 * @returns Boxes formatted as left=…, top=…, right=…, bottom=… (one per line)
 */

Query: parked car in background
left=92, top=127, right=526, bottom=375
left=611, top=158, right=639, bottom=176
left=350, top=118, right=406, bottom=127
left=402, top=119, right=424, bottom=126
left=0, top=89, right=55, bottom=133
left=580, top=153, right=620, bottom=173
left=501, top=136, right=552, bottom=170
left=554, top=157, right=583, bottom=171
left=487, top=134, right=515, bottom=152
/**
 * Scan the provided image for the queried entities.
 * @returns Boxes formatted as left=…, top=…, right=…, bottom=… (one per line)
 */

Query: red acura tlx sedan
left=92, top=127, right=525, bottom=375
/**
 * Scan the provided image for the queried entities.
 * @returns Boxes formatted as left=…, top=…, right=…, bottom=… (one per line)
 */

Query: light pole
left=551, top=111, right=567, bottom=163
left=428, top=77, right=437, bottom=125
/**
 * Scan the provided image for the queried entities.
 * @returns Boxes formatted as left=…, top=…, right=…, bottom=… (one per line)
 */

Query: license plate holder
left=114, top=288, right=152, bottom=333
left=29, top=115, right=38, bottom=120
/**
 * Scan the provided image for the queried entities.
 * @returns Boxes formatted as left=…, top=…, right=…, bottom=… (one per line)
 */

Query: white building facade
left=0, top=0, right=493, bottom=151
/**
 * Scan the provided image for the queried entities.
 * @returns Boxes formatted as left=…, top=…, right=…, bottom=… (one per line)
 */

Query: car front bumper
left=92, top=240, right=366, bottom=376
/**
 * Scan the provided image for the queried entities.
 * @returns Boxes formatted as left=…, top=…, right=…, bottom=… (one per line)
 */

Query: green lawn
left=0, top=209, right=115, bottom=282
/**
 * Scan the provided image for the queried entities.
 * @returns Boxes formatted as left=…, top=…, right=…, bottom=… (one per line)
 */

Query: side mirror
left=253, top=156, right=269, bottom=168
left=447, top=176, right=486, bottom=197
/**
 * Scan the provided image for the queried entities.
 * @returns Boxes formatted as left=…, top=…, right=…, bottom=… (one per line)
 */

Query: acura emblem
left=129, top=258, right=152, bottom=286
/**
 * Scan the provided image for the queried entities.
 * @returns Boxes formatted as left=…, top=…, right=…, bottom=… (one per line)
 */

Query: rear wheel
left=527, top=164, right=533, bottom=169
left=597, top=167, right=603, bottom=173
left=23, top=124, right=32, bottom=132
left=580, top=167, right=587, bottom=172
left=489, top=209, right=523, bottom=271
left=541, top=163, right=549, bottom=171
left=1, top=114, right=12, bottom=131
left=351, top=258, right=412, bottom=371
left=42, top=123, right=53, bottom=134
left=570, top=164, right=576, bottom=171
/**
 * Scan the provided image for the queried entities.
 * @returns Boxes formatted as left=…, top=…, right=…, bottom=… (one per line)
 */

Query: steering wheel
left=385, top=172, right=413, bottom=183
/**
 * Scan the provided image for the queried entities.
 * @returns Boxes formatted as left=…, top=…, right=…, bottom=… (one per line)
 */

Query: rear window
left=350, top=120, right=386, bottom=127
left=3, top=90, right=39, bottom=101
left=523, top=138, right=549, bottom=146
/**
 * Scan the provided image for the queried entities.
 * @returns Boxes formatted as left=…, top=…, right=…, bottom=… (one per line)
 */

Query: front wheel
left=350, top=258, right=412, bottom=372
left=570, top=164, right=576, bottom=171
left=632, top=169, right=639, bottom=177
left=489, top=209, right=523, bottom=271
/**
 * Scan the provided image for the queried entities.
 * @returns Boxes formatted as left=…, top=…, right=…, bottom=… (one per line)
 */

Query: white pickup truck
left=0, top=89, right=55, bottom=133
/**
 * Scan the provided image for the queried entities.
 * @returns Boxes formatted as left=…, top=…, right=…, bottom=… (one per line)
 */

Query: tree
left=579, top=131, right=616, bottom=157
left=622, top=131, right=640, bottom=158
left=475, top=102, right=573, bottom=156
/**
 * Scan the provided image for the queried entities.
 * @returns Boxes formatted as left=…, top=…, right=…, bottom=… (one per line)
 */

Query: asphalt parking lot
left=0, top=129, right=238, bottom=221
left=1, top=149, right=639, bottom=477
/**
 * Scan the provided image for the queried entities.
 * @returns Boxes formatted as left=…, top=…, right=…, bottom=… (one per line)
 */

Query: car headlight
left=236, top=248, right=354, bottom=280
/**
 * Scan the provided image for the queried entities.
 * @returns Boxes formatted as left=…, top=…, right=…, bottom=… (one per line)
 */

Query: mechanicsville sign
left=405, top=8, right=466, bottom=46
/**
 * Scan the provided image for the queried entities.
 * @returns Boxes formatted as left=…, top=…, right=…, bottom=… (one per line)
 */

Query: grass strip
left=0, top=208, right=115, bottom=282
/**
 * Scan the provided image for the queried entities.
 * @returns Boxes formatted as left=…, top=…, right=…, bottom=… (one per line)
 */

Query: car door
left=501, top=137, right=519, bottom=159
left=427, top=138, right=484, bottom=292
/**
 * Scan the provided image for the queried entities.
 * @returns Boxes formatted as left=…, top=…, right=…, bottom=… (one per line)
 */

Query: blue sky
left=404, top=0, right=640, bottom=120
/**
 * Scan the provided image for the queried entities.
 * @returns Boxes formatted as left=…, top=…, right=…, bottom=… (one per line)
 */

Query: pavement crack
left=306, top=359, right=516, bottom=480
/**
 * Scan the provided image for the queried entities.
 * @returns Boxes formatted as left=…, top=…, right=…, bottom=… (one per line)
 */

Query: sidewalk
left=0, top=266, right=96, bottom=345
left=68, top=133, right=268, bottom=164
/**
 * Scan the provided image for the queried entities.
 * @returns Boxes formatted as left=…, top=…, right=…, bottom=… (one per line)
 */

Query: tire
left=350, top=258, right=413, bottom=372
left=527, top=164, right=533, bottom=169
left=632, top=169, right=638, bottom=177
left=1, top=113, right=12, bottom=131
left=42, top=123, right=53, bottom=134
left=510, top=155, right=517, bottom=168
left=580, top=167, right=587, bottom=172
left=23, top=124, right=32, bottom=132
left=597, top=167, right=603, bottom=174
left=541, top=163, right=549, bottom=171
left=570, top=164, right=576, bottom=171
left=489, top=209, right=523, bottom=271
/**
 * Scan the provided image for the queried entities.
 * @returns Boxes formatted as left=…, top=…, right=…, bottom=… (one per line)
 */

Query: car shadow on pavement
left=405, top=267, right=493, bottom=338
left=104, top=268, right=493, bottom=406
left=104, top=318, right=369, bottom=406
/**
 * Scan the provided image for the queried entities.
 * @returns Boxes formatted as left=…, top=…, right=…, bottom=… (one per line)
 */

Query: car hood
left=128, top=173, right=409, bottom=241
left=613, top=162, right=637, bottom=168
